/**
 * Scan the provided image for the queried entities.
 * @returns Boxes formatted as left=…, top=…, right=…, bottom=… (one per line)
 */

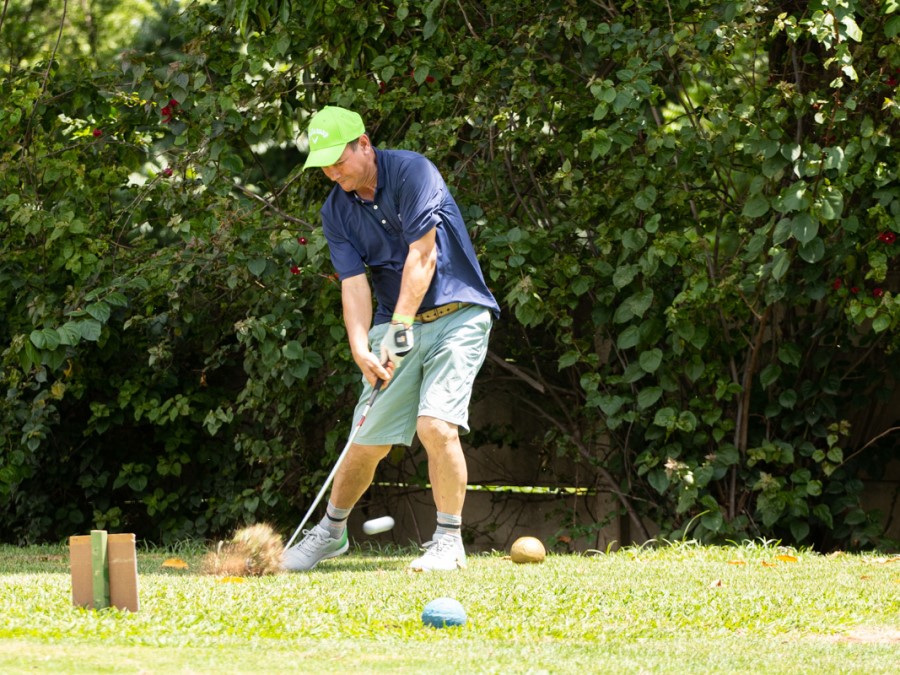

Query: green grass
left=1, top=540, right=898, bottom=673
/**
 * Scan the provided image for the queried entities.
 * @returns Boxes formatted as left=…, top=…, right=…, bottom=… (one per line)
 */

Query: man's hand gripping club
left=380, top=321, right=414, bottom=372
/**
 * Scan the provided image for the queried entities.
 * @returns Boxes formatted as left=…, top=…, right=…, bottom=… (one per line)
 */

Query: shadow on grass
left=309, top=555, right=413, bottom=574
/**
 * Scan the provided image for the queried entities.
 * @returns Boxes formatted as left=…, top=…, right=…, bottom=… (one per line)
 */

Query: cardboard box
left=69, top=531, right=139, bottom=612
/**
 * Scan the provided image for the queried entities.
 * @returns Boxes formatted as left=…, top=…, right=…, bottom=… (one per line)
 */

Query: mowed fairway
left=1, top=541, right=898, bottom=673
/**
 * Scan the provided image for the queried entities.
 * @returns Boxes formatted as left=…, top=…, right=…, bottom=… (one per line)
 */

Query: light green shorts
left=351, top=304, right=493, bottom=446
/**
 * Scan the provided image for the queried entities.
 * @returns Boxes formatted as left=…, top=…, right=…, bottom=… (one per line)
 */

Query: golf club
left=284, top=378, right=384, bottom=550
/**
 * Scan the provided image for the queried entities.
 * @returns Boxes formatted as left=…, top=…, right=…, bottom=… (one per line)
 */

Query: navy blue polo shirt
left=321, top=148, right=500, bottom=325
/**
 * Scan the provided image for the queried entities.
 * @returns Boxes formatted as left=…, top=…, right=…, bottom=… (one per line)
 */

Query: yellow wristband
left=392, top=313, right=415, bottom=325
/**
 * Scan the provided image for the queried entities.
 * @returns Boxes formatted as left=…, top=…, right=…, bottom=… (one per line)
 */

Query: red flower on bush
left=290, top=264, right=301, bottom=275
left=850, top=286, right=859, bottom=295
left=161, top=99, right=179, bottom=124
left=832, top=277, right=842, bottom=290
left=873, top=287, right=885, bottom=298
left=92, top=128, right=103, bottom=137
left=162, top=167, right=173, bottom=177
left=297, top=236, right=308, bottom=245
left=878, top=231, right=897, bottom=244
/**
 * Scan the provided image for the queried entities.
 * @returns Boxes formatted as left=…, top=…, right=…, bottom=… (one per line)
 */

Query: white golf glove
left=380, top=322, right=414, bottom=370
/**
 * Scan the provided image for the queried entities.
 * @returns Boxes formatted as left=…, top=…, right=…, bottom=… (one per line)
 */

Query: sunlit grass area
left=1, top=540, right=898, bottom=673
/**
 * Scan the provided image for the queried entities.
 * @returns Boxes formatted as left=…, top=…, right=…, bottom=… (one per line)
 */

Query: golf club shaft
left=284, top=379, right=383, bottom=550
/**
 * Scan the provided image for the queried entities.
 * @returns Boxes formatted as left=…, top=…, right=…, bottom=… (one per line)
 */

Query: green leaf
left=413, top=67, right=430, bottom=85
left=715, top=445, right=740, bottom=467
left=791, top=213, right=818, bottom=244
left=653, top=407, right=676, bottom=428
left=780, top=143, right=802, bottom=162
left=760, top=363, right=781, bottom=388
left=612, top=264, right=638, bottom=289
left=106, top=292, right=129, bottom=308
left=220, top=153, right=244, bottom=174
left=676, top=411, right=697, bottom=432
left=633, top=186, right=657, bottom=211
left=816, top=188, right=844, bottom=221
left=86, top=302, right=111, bottom=323
left=771, top=249, right=791, bottom=281
left=613, top=289, right=654, bottom=324
left=637, top=386, right=663, bottom=409
left=684, top=357, right=704, bottom=382
left=558, top=351, right=580, bottom=369
left=701, top=509, right=724, bottom=533
left=844, top=508, right=867, bottom=526
left=79, top=320, right=102, bottom=342
left=777, top=343, right=802, bottom=367
left=622, top=228, right=648, bottom=251
left=773, top=218, right=792, bottom=245
left=57, top=322, right=82, bottom=346
left=617, top=325, right=641, bottom=350
left=790, top=520, right=810, bottom=542
left=798, top=237, right=825, bottom=263
left=779, top=389, right=798, bottom=409
left=598, top=394, right=626, bottom=416
left=571, top=276, right=592, bottom=295
left=872, top=314, right=891, bottom=333
left=129, top=475, right=148, bottom=492
left=742, top=194, right=770, bottom=218
left=282, top=341, right=304, bottom=360
left=638, top=348, right=663, bottom=373
left=780, top=182, right=810, bottom=212
left=813, top=503, right=834, bottom=528
left=647, top=468, right=669, bottom=494
left=30, top=328, right=61, bottom=351
left=887, top=15, right=900, bottom=38
left=248, top=258, right=267, bottom=276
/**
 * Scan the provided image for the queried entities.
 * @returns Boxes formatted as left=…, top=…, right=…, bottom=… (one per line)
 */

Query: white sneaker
left=281, top=525, right=348, bottom=571
left=409, top=535, right=466, bottom=571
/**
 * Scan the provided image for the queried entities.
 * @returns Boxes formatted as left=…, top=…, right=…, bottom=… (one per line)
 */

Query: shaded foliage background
left=1, top=0, right=898, bottom=548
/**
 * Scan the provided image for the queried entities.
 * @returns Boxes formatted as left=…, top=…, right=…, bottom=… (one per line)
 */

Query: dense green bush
left=1, top=0, right=898, bottom=548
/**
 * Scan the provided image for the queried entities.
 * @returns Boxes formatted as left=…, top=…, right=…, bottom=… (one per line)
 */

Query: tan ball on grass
left=510, top=536, right=546, bottom=564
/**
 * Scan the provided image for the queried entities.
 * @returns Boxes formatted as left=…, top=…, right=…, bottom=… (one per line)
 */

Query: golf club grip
left=284, top=378, right=384, bottom=550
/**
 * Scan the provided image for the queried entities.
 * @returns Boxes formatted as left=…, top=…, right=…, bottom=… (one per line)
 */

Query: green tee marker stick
left=90, top=530, right=110, bottom=610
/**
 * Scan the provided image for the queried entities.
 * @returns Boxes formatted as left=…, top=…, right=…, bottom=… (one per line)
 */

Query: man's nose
left=322, top=166, right=340, bottom=181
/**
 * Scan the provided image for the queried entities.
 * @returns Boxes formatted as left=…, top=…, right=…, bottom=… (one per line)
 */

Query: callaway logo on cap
left=302, top=106, right=365, bottom=170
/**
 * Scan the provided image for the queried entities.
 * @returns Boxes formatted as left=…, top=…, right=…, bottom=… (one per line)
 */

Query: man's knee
left=416, top=416, right=458, bottom=449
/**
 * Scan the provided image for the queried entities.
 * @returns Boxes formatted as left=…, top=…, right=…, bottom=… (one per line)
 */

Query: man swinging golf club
left=282, top=106, right=500, bottom=572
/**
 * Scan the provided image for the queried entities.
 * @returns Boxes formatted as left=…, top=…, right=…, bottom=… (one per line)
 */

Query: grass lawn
left=0, top=539, right=898, bottom=673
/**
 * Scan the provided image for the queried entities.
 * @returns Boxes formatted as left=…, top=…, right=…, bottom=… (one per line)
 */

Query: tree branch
left=486, top=351, right=545, bottom=393
left=837, top=426, right=900, bottom=471
left=232, top=182, right=316, bottom=229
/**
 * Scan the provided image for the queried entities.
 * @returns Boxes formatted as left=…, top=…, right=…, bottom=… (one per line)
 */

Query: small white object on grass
left=362, top=516, right=395, bottom=535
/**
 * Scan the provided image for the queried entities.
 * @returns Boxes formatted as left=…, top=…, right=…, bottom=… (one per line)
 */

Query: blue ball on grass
left=421, top=597, right=467, bottom=628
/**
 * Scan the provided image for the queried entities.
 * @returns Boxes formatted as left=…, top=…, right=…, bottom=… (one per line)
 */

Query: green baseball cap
left=302, top=106, right=365, bottom=170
